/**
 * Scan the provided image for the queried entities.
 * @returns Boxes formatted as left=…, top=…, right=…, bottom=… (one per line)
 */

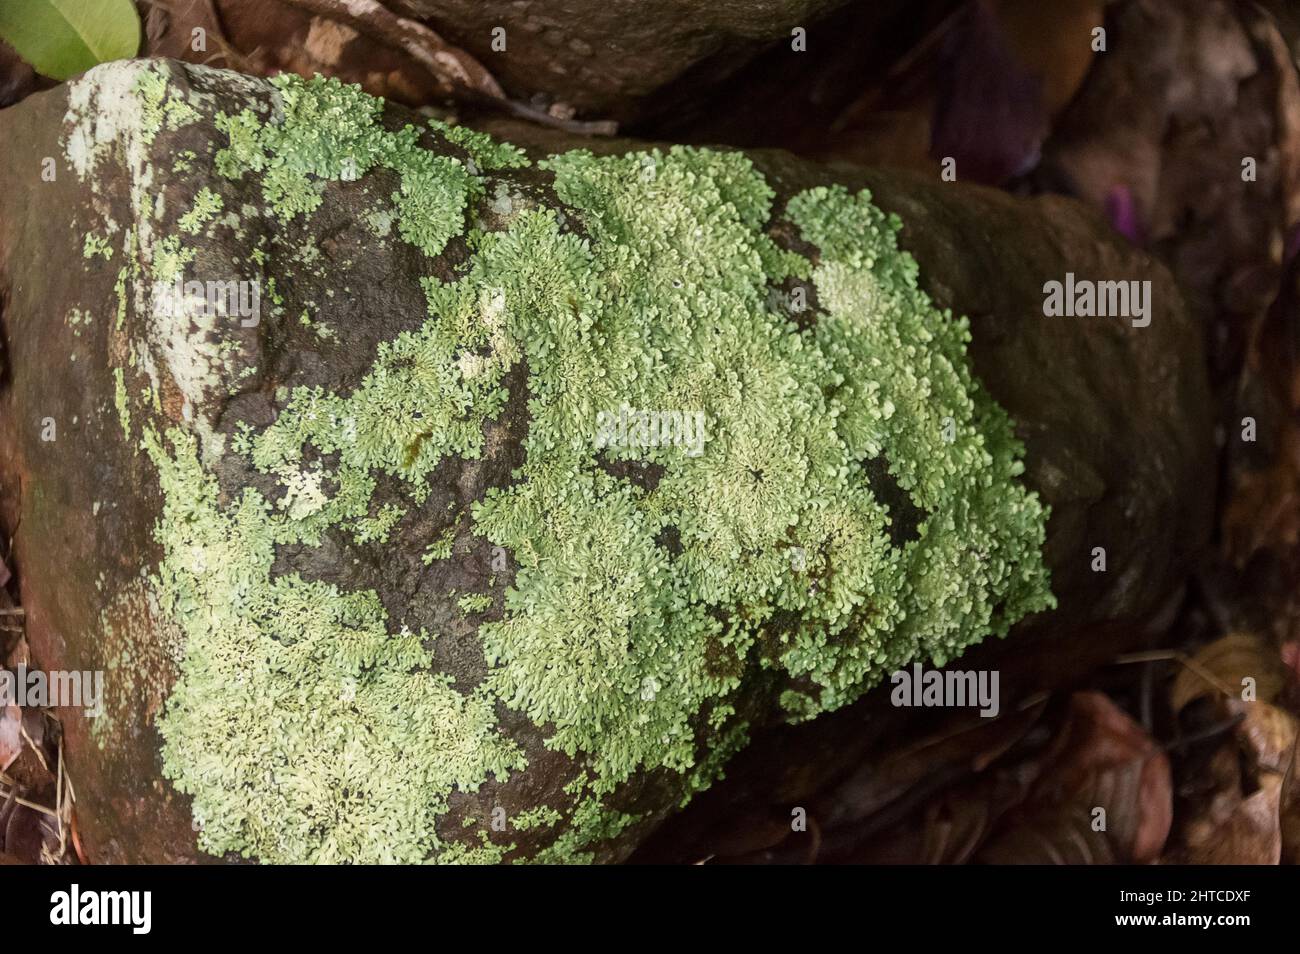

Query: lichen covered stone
left=43, top=61, right=1055, bottom=863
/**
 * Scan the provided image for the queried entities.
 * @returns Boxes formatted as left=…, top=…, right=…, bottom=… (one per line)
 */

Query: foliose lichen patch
left=71, top=62, right=1054, bottom=863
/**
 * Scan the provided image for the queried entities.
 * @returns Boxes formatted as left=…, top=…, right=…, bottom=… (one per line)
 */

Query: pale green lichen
left=149, top=234, right=194, bottom=284
left=113, top=367, right=130, bottom=435
left=428, top=118, right=530, bottom=172
left=297, top=309, right=336, bottom=341
left=456, top=592, right=493, bottom=616
left=178, top=188, right=224, bottom=234
left=437, top=831, right=515, bottom=865
left=512, top=805, right=563, bottom=831
left=104, top=70, right=1052, bottom=864
left=527, top=797, right=638, bottom=865
left=113, top=243, right=132, bottom=332
left=83, top=233, right=113, bottom=260
left=142, top=428, right=524, bottom=863
left=422, top=524, right=457, bottom=564
left=135, top=65, right=200, bottom=145
left=352, top=503, right=404, bottom=545
left=66, top=307, right=92, bottom=336
left=213, top=75, right=476, bottom=255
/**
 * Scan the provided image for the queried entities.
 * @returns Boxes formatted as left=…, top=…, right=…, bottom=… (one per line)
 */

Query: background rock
left=372, top=0, right=850, bottom=120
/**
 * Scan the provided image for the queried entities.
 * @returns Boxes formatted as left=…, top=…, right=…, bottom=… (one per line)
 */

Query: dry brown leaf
left=1042, top=0, right=1300, bottom=345
left=1231, top=699, right=1298, bottom=772
left=977, top=692, right=1171, bottom=863
left=1185, top=774, right=1282, bottom=864
left=274, top=0, right=503, bottom=99
left=1170, top=632, right=1289, bottom=713
left=1231, top=699, right=1300, bottom=863
left=1171, top=696, right=1296, bottom=863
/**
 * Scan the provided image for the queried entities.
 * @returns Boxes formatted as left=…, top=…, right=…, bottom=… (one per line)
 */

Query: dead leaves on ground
left=798, top=692, right=1166, bottom=865
left=648, top=688, right=1175, bottom=865
left=976, top=692, right=1172, bottom=864
left=0, top=594, right=78, bottom=866
left=637, top=628, right=1300, bottom=866
left=1043, top=0, right=1300, bottom=398
left=822, top=0, right=1106, bottom=183
left=137, top=0, right=471, bottom=105
left=1163, top=633, right=1300, bottom=864
left=1169, top=632, right=1290, bottom=712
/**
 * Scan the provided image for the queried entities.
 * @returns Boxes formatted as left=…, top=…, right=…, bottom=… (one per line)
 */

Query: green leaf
left=0, top=0, right=141, bottom=81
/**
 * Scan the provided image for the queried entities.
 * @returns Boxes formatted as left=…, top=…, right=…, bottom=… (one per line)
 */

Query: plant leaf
left=0, top=0, right=141, bottom=81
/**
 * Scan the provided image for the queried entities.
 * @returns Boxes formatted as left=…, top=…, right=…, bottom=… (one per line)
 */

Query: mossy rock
left=0, top=60, right=1210, bottom=863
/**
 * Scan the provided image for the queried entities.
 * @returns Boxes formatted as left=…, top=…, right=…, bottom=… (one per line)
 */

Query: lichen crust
left=68, top=62, right=1054, bottom=863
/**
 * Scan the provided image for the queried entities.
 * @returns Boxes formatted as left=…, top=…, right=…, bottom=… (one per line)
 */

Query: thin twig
left=1112, top=649, right=1239, bottom=700
left=495, top=98, right=618, bottom=137
left=201, top=0, right=260, bottom=72
left=137, top=0, right=259, bottom=72
left=13, top=795, right=57, bottom=818
left=56, top=746, right=65, bottom=857
left=0, top=778, right=57, bottom=819
left=20, top=720, right=48, bottom=774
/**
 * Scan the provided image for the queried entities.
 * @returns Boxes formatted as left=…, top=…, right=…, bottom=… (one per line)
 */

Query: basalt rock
left=394, top=0, right=852, bottom=121
left=0, top=59, right=1211, bottom=863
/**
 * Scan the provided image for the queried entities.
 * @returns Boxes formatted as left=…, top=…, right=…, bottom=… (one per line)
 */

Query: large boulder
left=0, top=59, right=1211, bottom=863
left=395, top=0, right=851, bottom=120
